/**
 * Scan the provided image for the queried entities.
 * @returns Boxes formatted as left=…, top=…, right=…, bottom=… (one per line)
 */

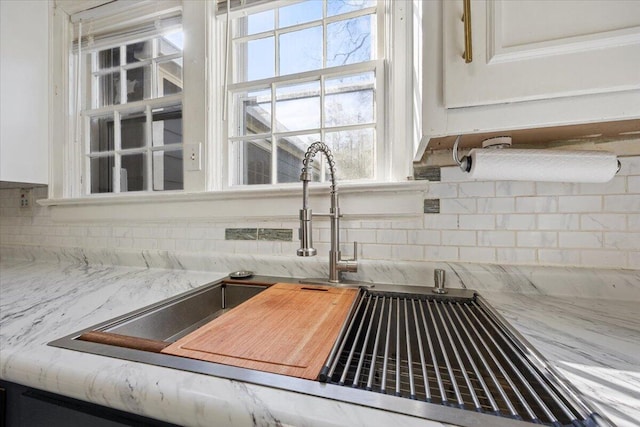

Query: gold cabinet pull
left=462, top=0, right=472, bottom=63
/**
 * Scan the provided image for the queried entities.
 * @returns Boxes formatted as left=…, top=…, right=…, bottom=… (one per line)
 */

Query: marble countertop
left=1, top=258, right=638, bottom=427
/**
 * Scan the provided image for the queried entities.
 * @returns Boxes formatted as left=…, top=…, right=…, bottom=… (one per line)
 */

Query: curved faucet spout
left=297, top=142, right=357, bottom=284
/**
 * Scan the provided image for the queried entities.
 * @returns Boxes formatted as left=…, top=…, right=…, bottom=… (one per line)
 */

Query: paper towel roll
left=467, top=149, right=618, bottom=183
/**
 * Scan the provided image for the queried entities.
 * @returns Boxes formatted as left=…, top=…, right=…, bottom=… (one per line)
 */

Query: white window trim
left=49, top=0, right=416, bottom=203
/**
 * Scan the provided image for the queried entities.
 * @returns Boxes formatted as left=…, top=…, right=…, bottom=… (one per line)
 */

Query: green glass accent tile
left=258, top=228, right=293, bottom=241
left=414, top=165, right=441, bottom=181
left=225, top=228, right=258, bottom=240
left=424, top=199, right=440, bottom=214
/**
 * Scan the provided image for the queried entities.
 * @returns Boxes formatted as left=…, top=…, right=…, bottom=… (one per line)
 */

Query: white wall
left=0, top=0, right=49, bottom=184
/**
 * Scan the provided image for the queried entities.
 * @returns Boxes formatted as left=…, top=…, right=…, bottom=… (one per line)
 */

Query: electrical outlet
left=19, top=189, right=31, bottom=209
left=185, top=143, right=202, bottom=171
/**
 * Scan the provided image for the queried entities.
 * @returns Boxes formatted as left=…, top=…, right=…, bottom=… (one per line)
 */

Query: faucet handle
left=353, top=241, right=358, bottom=261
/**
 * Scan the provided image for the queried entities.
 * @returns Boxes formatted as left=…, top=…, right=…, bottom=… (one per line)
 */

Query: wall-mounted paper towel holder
left=452, top=135, right=621, bottom=183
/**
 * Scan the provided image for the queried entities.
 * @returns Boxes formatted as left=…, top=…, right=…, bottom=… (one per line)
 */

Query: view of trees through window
left=229, top=0, right=380, bottom=186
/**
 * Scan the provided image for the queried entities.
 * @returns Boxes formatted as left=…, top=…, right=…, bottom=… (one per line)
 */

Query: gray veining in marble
left=1, top=245, right=639, bottom=426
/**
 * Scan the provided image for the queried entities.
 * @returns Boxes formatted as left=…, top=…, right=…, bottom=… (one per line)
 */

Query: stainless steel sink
left=50, top=277, right=609, bottom=427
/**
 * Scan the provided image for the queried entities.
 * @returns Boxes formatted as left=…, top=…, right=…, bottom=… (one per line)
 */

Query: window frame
left=212, top=0, right=412, bottom=191
left=51, top=0, right=414, bottom=201
left=79, top=31, right=185, bottom=195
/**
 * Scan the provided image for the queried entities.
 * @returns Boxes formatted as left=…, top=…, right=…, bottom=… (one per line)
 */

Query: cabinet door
left=443, top=0, right=640, bottom=108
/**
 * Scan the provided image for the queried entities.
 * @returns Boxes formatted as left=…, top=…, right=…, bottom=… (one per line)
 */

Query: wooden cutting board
left=161, top=283, right=358, bottom=379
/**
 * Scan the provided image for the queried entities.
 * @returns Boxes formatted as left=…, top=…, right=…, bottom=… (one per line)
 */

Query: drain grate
left=321, top=290, right=598, bottom=427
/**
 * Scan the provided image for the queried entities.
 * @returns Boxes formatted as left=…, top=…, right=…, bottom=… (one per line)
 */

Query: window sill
left=39, top=181, right=428, bottom=222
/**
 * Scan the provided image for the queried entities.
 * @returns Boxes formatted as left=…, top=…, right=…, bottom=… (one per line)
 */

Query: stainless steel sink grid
left=320, top=289, right=601, bottom=427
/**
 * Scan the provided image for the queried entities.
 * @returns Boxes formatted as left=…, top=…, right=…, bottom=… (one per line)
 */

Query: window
left=76, top=7, right=184, bottom=194
left=225, top=0, right=384, bottom=186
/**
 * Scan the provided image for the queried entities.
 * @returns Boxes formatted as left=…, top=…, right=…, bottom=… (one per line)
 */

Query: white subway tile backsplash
left=579, top=177, right=626, bottom=195
left=517, top=231, right=558, bottom=248
left=442, top=230, right=476, bottom=246
left=537, top=214, right=580, bottom=230
left=391, top=245, right=424, bottom=261
left=362, top=243, right=393, bottom=259
left=558, top=195, right=602, bottom=213
left=538, top=249, right=581, bottom=265
left=516, top=197, right=558, bottom=213
left=408, top=230, right=441, bottom=245
left=426, top=182, right=458, bottom=198
left=581, top=214, right=627, bottom=231
left=496, top=214, right=537, bottom=230
left=440, top=198, right=476, bottom=214
left=376, top=229, right=407, bottom=244
left=478, top=231, right=516, bottom=247
left=2, top=154, right=639, bottom=270
left=477, top=197, right=515, bottom=213
left=495, top=181, right=536, bottom=197
left=424, top=245, right=459, bottom=261
left=440, top=166, right=468, bottom=182
left=459, top=247, right=496, bottom=263
left=459, top=182, right=495, bottom=198
left=620, top=156, right=640, bottom=175
left=536, top=182, right=578, bottom=196
left=458, top=214, right=495, bottom=230
left=559, top=231, right=602, bottom=249
left=604, top=232, right=640, bottom=250
left=496, top=248, right=536, bottom=264
left=604, top=195, right=640, bottom=213
left=424, top=214, right=459, bottom=229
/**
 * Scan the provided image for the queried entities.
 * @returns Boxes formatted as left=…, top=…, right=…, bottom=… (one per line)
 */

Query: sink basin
left=50, top=277, right=608, bottom=427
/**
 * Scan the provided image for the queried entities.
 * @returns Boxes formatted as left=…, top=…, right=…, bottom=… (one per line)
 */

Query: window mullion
left=114, top=110, right=122, bottom=193
left=120, top=45, right=127, bottom=104
left=271, top=81, right=277, bottom=185
left=145, top=105, right=153, bottom=191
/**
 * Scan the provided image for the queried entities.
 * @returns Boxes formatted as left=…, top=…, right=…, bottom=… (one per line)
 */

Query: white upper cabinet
left=0, top=0, right=49, bottom=185
left=443, top=0, right=640, bottom=108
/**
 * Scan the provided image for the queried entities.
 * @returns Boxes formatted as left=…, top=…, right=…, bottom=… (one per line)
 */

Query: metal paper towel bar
left=452, top=135, right=621, bottom=183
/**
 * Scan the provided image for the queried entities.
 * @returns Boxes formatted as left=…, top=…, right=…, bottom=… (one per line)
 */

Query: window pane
left=152, top=106, right=182, bottom=147
left=98, top=47, right=120, bottom=69
left=90, top=116, right=114, bottom=152
left=324, top=72, right=374, bottom=127
left=126, top=40, right=152, bottom=64
left=247, top=10, right=274, bottom=35
left=97, top=72, right=121, bottom=106
left=327, top=15, right=374, bottom=67
left=90, top=156, right=114, bottom=193
left=233, top=88, right=272, bottom=137
left=121, top=153, right=146, bottom=191
left=231, top=139, right=272, bottom=185
left=160, top=32, right=184, bottom=54
left=153, top=149, right=183, bottom=191
left=236, top=37, right=275, bottom=82
left=325, top=128, right=374, bottom=180
left=275, top=81, right=320, bottom=132
left=276, top=133, right=320, bottom=183
left=327, top=0, right=375, bottom=17
left=121, top=111, right=147, bottom=149
left=158, top=58, right=183, bottom=95
left=279, top=2, right=322, bottom=28
left=279, top=26, right=322, bottom=75
left=125, top=66, right=151, bottom=102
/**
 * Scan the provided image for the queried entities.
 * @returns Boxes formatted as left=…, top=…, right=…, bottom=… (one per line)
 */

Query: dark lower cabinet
left=0, top=381, right=179, bottom=427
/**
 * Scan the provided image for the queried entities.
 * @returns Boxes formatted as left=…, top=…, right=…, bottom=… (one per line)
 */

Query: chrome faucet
left=297, top=142, right=358, bottom=284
